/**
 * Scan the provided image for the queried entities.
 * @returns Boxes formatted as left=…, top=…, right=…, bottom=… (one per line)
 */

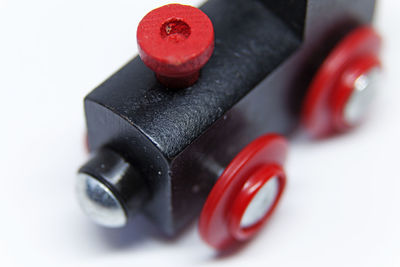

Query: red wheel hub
left=198, top=134, right=288, bottom=250
left=302, top=26, right=382, bottom=137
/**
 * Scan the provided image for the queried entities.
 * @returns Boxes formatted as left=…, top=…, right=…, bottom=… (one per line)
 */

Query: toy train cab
left=76, top=0, right=382, bottom=250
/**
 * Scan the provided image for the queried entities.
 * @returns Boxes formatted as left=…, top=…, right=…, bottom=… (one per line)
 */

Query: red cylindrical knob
left=137, top=4, right=215, bottom=89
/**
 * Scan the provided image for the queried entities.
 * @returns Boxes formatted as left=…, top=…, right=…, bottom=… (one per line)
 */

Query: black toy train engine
left=76, top=0, right=381, bottom=250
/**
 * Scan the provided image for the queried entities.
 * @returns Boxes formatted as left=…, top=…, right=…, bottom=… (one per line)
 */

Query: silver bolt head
left=76, top=173, right=128, bottom=228
left=343, top=67, right=382, bottom=126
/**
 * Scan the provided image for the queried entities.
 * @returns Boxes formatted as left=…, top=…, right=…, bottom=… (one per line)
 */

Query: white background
left=0, top=0, right=399, bottom=266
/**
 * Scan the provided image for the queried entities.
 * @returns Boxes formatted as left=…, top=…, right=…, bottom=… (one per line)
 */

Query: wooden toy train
left=76, top=0, right=382, bottom=250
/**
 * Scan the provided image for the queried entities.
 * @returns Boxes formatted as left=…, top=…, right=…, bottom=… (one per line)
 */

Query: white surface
left=0, top=0, right=399, bottom=266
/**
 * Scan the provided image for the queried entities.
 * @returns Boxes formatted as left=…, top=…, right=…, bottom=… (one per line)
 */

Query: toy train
left=76, top=0, right=382, bottom=250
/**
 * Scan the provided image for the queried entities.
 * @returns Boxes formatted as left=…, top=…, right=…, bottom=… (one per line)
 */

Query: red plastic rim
left=137, top=4, right=214, bottom=77
left=302, top=26, right=382, bottom=137
left=198, top=134, right=288, bottom=250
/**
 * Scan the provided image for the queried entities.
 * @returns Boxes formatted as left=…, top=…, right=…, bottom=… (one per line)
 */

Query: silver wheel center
left=240, top=176, right=279, bottom=228
left=344, top=67, right=382, bottom=126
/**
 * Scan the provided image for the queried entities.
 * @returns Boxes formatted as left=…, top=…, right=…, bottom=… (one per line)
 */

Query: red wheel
left=198, top=134, right=288, bottom=250
left=302, top=26, right=382, bottom=137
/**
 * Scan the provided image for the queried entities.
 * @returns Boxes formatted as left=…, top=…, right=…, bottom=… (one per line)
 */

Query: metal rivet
left=239, top=176, right=279, bottom=228
left=344, top=67, right=382, bottom=126
left=76, top=173, right=127, bottom=228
